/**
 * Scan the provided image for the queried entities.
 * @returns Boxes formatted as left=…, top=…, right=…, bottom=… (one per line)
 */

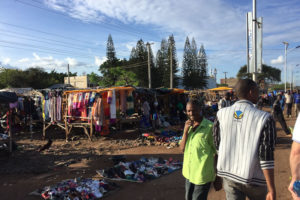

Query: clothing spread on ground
left=32, top=178, right=118, bottom=200
left=142, top=129, right=182, bottom=147
left=97, top=157, right=182, bottom=183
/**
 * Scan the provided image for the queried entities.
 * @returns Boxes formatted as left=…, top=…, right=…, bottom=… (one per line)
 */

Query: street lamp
left=282, top=42, right=300, bottom=92
left=294, top=64, right=300, bottom=90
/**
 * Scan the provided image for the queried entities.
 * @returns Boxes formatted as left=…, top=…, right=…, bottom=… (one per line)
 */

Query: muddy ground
left=0, top=107, right=296, bottom=200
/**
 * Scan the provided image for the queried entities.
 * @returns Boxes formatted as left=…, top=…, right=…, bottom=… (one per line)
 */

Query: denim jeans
left=185, top=179, right=211, bottom=200
left=223, top=178, right=267, bottom=200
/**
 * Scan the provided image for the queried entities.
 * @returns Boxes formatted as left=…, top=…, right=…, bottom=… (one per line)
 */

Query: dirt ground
left=0, top=107, right=296, bottom=200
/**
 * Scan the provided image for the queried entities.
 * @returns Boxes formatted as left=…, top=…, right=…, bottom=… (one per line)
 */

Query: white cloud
left=271, top=55, right=284, bottom=65
left=18, top=58, right=30, bottom=63
left=65, top=57, right=78, bottom=66
left=95, top=56, right=107, bottom=66
left=33, top=53, right=40, bottom=60
left=1, top=57, right=11, bottom=65
left=6, top=53, right=90, bottom=71
left=44, top=0, right=245, bottom=49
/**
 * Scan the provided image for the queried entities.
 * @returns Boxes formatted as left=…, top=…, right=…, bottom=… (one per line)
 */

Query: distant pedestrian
left=285, top=90, right=293, bottom=118
left=294, top=90, right=300, bottom=117
left=218, top=92, right=231, bottom=109
left=272, top=95, right=291, bottom=135
left=214, top=79, right=276, bottom=200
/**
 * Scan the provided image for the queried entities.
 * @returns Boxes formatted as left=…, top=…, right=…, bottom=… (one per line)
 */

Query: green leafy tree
left=197, top=44, right=208, bottom=88
left=155, top=39, right=168, bottom=88
left=237, top=64, right=281, bottom=83
left=99, top=34, right=120, bottom=86
left=191, top=38, right=198, bottom=69
left=106, top=34, right=117, bottom=63
left=182, top=36, right=195, bottom=89
left=100, top=66, right=138, bottom=86
left=129, top=39, right=149, bottom=87
left=87, top=72, right=101, bottom=86
left=161, top=35, right=179, bottom=88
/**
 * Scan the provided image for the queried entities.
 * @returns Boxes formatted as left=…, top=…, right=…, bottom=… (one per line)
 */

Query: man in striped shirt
left=213, top=79, right=276, bottom=200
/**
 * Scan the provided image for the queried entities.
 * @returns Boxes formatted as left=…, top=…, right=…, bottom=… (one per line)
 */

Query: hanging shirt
left=110, top=89, right=117, bottom=120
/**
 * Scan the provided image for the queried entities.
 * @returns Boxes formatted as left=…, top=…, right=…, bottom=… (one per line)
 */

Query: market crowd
left=177, top=79, right=300, bottom=200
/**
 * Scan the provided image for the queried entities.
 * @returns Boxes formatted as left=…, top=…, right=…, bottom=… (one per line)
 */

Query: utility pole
left=223, top=72, right=228, bottom=84
left=246, top=13, right=249, bottom=73
left=283, top=42, right=289, bottom=92
left=67, top=64, right=70, bottom=85
left=170, top=44, right=173, bottom=89
left=146, top=42, right=151, bottom=89
left=252, top=0, right=257, bottom=82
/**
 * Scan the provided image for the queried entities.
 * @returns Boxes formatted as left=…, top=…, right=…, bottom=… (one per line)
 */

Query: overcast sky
left=0, top=0, right=299, bottom=84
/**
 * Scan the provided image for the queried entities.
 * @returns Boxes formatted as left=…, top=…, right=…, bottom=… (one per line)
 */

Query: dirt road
left=0, top=112, right=295, bottom=200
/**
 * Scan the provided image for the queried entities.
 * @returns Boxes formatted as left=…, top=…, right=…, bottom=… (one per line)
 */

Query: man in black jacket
left=272, top=95, right=291, bottom=135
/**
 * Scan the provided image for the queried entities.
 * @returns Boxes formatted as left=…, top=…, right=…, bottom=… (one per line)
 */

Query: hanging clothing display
left=43, top=91, right=63, bottom=122
left=126, top=91, right=134, bottom=116
left=120, top=90, right=127, bottom=113
left=110, top=89, right=116, bottom=121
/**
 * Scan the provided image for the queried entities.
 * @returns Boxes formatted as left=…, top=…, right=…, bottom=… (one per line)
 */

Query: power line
left=0, top=44, right=95, bottom=59
left=0, top=44, right=149, bottom=69
left=0, top=40, right=97, bottom=57
left=16, top=0, right=157, bottom=40
left=0, top=31, right=102, bottom=52
left=0, top=21, right=93, bottom=45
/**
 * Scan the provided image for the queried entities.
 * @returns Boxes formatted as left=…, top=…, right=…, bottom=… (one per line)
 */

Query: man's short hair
left=235, top=79, right=257, bottom=99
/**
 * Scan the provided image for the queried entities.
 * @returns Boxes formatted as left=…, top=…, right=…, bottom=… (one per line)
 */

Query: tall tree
left=99, top=34, right=120, bottom=86
left=129, top=39, right=149, bottom=87
left=182, top=37, right=195, bottom=89
left=106, top=34, right=117, bottom=63
left=167, top=35, right=179, bottom=88
left=155, top=39, right=168, bottom=88
left=191, top=38, right=198, bottom=70
left=197, top=44, right=208, bottom=88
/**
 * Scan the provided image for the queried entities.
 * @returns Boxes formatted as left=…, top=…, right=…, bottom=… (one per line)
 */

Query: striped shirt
left=213, top=100, right=276, bottom=185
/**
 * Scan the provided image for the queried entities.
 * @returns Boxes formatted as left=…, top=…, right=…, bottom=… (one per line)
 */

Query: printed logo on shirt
left=234, top=110, right=244, bottom=119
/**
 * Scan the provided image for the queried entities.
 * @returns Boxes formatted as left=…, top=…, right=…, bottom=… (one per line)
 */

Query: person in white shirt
left=289, top=115, right=300, bottom=199
left=285, top=90, right=293, bottom=118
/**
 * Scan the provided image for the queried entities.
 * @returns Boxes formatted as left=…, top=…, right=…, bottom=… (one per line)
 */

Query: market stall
left=63, top=86, right=139, bottom=141
left=0, top=91, right=18, bottom=154
left=0, top=88, right=44, bottom=139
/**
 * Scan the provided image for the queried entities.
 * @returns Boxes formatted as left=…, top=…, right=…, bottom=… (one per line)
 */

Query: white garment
left=217, top=100, right=271, bottom=185
left=285, top=94, right=292, bottom=104
left=293, top=115, right=300, bottom=143
left=110, top=89, right=116, bottom=119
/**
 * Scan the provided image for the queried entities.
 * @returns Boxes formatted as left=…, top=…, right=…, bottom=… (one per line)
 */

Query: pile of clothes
left=142, top=130, right=182, bottom=145
left=37, top=178, right=118, bottom=200
left=97, top=157, right=182, bottom=183
left=0, top=133, right=9, bottom=152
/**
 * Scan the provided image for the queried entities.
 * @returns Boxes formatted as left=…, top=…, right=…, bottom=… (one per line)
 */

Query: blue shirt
left=294, top=94, right=300, bottom=104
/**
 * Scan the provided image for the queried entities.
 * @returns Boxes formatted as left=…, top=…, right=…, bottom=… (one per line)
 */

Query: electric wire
left=15, top=0, right=157, bottom=40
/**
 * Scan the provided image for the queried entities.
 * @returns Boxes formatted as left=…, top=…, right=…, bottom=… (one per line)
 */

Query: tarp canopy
left=0, top=91, right=18, bottom=103
left=64, top=86, right=135, bottom=94
left=208, top=87, right=233, bottom=91
left=48, top=84, right=74, bottom=89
